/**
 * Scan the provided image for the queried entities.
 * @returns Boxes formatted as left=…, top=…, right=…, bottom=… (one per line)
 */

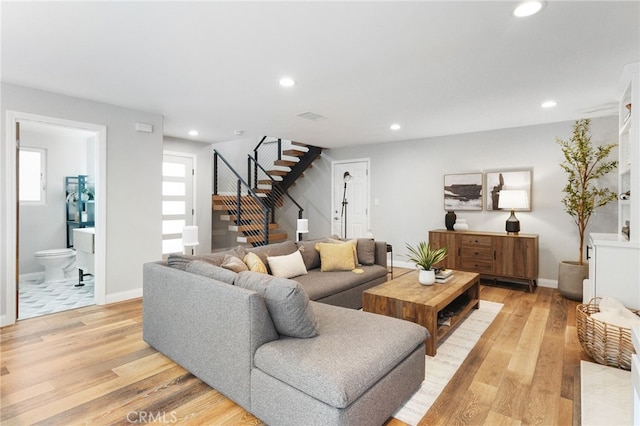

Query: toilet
left=34, top=248, right=76, bottom=282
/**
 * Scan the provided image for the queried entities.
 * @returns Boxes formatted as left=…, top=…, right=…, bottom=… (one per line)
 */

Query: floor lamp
left=340, top=171, right=352, bottom=239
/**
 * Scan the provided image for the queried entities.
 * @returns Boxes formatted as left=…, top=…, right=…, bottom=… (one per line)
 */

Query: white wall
left=1, top=83, right=163, bottom=325
left=320, top=116, right=619, bottom=283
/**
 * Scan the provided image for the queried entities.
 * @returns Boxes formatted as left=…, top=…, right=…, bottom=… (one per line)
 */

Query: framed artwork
left=444, top=173, right=483, bottom=211
left=486, top=170, right=532, bottom=211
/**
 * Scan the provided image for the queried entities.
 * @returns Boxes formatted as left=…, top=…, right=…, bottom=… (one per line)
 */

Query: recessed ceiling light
left=513, top=1, right=544, bottom=17
left=279, top=77, right=296, bottom=87
left=390, top=123, right=401, bottom=130
left=188, top=130, right=198, bottom=137
left=541, top=100, right=557, bottom=108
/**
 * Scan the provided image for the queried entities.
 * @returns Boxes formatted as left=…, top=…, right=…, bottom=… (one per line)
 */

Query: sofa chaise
left=143, top=238, right=429, bottom=425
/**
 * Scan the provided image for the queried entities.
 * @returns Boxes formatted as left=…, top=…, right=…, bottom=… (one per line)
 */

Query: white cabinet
left=586, top=233, right=640, bottom=309
left=618, top=62, right=639, bottom=241
left=584, top=63, right=640, bottom=309
left=633, top=326, right=640, bottom=425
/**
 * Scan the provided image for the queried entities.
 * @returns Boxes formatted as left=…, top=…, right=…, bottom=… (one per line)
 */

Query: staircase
left=212, top=137, right=322, bottom=246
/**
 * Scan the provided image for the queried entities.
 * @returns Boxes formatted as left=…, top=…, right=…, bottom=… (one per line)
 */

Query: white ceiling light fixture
left=541, top=100, right=557, bottom=108
left=513, top=1, right=545, bottom=17
left=188, top=130, right=198, bottom=137
left=279, top=77, right=296, bottom=87
left=390, top=123, right=401, bottom=130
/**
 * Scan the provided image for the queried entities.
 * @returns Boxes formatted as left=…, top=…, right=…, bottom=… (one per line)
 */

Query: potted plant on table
left=557, top=118, right=618, bottom=300
left=405, top=242, right=448, bottom=285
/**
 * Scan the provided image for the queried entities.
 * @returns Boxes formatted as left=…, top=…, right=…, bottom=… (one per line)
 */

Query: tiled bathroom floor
left=18, top=275, right=95, bottom=320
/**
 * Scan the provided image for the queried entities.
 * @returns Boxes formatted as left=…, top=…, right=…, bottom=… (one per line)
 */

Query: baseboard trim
left=104, top=288, right=142, bottom=305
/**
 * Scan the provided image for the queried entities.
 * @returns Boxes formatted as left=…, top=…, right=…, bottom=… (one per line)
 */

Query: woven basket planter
left=576, top=297, right=639, bottom=370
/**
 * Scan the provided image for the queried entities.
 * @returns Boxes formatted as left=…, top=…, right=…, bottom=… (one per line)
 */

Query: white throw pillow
left=267, top=250, right=308, bottom=279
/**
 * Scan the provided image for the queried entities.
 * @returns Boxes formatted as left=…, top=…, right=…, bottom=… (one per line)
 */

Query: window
left=19, top=147, right=46, bottom=204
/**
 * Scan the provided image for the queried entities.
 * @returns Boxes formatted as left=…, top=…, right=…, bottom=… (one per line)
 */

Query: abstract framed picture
left=443, top=173, right=483, bottom=211
left=485, top=170, right=532, bottom=211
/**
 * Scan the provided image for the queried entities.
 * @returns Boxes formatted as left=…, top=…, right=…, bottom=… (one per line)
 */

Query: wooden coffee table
left=362, top=270, right=480, bottom=356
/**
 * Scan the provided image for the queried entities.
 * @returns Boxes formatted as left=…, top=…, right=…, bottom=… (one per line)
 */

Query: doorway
left=161, top=152, right=196, bottom=256
left=332, top=159, right=370, bottom=239
left=4, top=111, right=107, bottom=325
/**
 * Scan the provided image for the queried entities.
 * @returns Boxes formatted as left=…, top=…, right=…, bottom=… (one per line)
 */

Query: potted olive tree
left=405, top=242, right=447, bottom=285
left=557, top=118, right=618, bottom=300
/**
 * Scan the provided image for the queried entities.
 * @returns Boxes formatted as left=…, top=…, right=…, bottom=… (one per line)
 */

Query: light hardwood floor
left=1, top=272, right=589, bottom=425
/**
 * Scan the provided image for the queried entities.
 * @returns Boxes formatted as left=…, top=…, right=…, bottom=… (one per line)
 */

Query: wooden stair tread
left=257, top=179, right=273, bottom=185
left=238, top=233, right=288, bottom=244
left=219, top=213, right=267, bottom=221
left=290, top=141, right=309, bottom=147
left=229, top=223, right=279, bottom=232
left=274, top=159, right=297, bottom=167
left=282, top=149, right=306, bottom=157
left=267, top=170, right=288, bottom=176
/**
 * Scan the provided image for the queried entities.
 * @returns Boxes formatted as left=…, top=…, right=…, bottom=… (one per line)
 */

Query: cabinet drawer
left=461, top=247, right=493, bottom=261
left=460, top=259, right=493, bottom=274
left=461, top=235, right=492, bottom=248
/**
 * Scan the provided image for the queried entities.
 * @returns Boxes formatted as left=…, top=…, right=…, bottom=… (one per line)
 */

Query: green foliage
left=557, top=118, right=618, bottom=264
left=405, top=241, right=447, bottom=270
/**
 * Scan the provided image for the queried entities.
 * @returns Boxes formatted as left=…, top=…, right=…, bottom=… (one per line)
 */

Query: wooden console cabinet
left=429, top=230, right=539, bottom=292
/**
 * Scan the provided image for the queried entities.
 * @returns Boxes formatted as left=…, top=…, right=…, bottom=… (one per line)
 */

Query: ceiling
left=2, top=1, right=639, bottom=148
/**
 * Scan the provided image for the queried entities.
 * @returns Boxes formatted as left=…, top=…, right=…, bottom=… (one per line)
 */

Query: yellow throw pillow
left=244, top=252, right=267, bottom=274
left=315, top=242, right=356, bottom=272
left=328, top=238, right=359, bottom=265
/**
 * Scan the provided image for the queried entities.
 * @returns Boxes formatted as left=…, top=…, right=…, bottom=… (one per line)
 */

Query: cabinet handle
left=458, top=248, right=461, bottom=256
left=494, top=250, right=496, bottom=260
left=586, top=245, right=591, bottom=260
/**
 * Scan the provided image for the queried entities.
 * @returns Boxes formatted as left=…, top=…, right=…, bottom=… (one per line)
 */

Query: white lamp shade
left=296, top=219, right=309, bottom=234
left=498, top=190, right=529, bottom=210
left=182, top=225, right=199, bottom=246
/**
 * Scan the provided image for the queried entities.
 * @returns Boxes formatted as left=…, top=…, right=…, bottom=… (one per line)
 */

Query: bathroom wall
left=19, top=122, right=94, bottom=275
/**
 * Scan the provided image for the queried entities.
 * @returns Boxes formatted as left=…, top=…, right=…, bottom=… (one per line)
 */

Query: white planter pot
left=419, top=269, right=436, bottom=285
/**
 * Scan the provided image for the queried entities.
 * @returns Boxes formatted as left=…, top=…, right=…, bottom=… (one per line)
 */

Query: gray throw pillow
left=295, top=238, right=328, bottom=270
left=185, top=260, right=237, bottom=285
left=234, top=271, right=318, bottom=338
left=357, top=238, right=376, bottom=265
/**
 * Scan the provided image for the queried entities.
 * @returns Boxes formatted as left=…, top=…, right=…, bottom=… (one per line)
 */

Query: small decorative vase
left=453, top=219, right=469, bottom=231
left=445, top=211, right=456, bottom=230
left=418, top=269, right=436, bottom=285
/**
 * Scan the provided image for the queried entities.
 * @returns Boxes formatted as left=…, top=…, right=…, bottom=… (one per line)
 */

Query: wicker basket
left=576, top=297, right=639, bottom=370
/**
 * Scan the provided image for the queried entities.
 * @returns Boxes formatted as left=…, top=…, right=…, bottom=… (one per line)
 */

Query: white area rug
left=580, top=360, right=631, bottom=426
left=393, top=300, right=504, bottom=426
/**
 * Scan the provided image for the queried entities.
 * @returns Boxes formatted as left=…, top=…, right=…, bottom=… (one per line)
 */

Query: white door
left=162, top=154, right=195, bottom=255
left=332, top=160, right=369, bottom=239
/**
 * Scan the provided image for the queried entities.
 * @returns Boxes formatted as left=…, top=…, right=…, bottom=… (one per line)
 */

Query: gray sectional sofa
left=142, top=238, right=429, bottom=425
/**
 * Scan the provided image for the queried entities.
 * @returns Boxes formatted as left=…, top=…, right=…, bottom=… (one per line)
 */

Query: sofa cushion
left=246, top=241, right=298, bottom=274
left=167, top=245, right=246, bottom=269
left=221, top=255, right=249, bottom=273
left=244, top=252, right=267, bottom=274
left=185, top=260, right=237, bottom=285
left=356, top=238, right=376, bottom=265
left=296, top=238, right=328, bottom=270
left=294, top=265, right=388, bottom=301
left=315, top=242, right=356, bottom=272
left=267, top=250, right=308, bottom=279
left=253, top=302, right=429, bottom=408
left=235, top=271, right=318, bottom=338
